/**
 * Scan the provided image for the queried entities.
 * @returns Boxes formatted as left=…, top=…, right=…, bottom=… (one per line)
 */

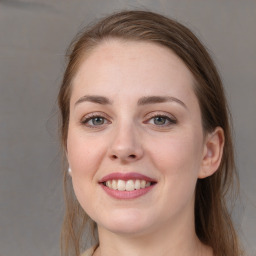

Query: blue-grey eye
left=147, top=115, right=176, bottom=126
left=91, top=117, right=105, bottom=125
left=153, top=116, right=168, bottom=125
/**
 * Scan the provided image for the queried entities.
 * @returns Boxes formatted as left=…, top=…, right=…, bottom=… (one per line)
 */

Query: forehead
left=71, top=40, right=197, bottom=104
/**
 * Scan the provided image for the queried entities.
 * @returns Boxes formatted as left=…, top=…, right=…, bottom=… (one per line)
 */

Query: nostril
left=110, top=153, right=139, bottom=161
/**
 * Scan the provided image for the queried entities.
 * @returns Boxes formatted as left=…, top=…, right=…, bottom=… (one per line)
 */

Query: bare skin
left=68, top=40, right=223, bottom=256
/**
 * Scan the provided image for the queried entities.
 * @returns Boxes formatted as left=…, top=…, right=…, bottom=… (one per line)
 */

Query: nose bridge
left=108, top=117, right=143, bottom=162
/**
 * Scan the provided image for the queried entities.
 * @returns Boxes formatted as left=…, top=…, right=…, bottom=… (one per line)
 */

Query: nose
left=108, top=123, right=143, bottom=163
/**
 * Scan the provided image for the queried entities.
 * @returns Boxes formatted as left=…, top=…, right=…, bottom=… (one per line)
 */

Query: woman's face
left=67, top=40, right=207, bottom=236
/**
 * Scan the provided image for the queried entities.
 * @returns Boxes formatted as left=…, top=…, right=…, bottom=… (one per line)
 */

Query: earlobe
left=65, top=150, right=72, bottom=177
left=198, top=127, right=225, bottom=179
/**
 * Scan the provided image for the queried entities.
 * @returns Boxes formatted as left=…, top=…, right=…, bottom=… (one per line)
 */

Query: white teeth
left=105, top=179, right=152, bottom=191
left=106, top=181, right=111, bottom=188
left=126, top=180, right=135, bottom=191
left=117, top=180, right=126, bottom=191
left=134, top=179, right=141, bottom=190
left=141, top=180, right=146, bottom=188
left=112, top=180, right=117, bottom=190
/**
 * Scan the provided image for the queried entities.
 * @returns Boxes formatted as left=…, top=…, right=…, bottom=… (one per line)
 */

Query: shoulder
left=81, top=246, right=97, bottom=256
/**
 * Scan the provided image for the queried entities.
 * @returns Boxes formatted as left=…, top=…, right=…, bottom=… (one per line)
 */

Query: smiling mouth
left=102, top=179, right=156, bottom=191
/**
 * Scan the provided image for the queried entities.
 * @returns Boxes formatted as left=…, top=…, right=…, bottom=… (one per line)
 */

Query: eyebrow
left=75, top=95, right=187, bottom=109
left=137, top=96, right=187, bottom=109
left=75, top=95, right=112, bottom=105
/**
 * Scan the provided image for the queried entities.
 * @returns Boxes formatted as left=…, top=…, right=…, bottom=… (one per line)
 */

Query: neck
left=94, top=213, right=212, bottom=256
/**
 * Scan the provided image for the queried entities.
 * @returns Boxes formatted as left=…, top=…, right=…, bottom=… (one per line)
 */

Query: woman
left=58, top=10, right=243, bottom=256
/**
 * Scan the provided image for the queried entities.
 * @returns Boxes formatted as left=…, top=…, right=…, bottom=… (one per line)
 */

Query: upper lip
left=98, top=172, right=157, bottom=183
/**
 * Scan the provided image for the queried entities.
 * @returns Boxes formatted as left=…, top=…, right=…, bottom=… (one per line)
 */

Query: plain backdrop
left=0, top=0, right=255, bottom=255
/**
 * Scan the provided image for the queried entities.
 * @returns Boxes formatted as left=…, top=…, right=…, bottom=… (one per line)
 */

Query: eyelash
left=80, top=113, right=111, bottom=128
left=80, top=112, right=177, bottom=128
left=145, top=113, right=177, bottom=127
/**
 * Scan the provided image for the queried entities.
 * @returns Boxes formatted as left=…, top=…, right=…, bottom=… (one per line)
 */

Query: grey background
left=0, top=0, right=255, bottom=255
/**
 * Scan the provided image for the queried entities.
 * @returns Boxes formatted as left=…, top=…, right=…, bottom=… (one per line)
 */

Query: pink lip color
left=99, top=172, right=156, bottom=183
left=100, top=183, right=155, bottom=199
left=98, top=172, right=156, bottom=200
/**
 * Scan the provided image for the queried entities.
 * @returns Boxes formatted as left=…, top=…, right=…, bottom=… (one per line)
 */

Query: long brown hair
left=58, top=10, right=243, bottom=256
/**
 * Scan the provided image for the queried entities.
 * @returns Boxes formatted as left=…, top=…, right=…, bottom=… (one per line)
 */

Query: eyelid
left=80, top=112, right=111, bottom=127
left=143, top=112, right=177, bottom=129
left=79, top=111, right=177, bottom=129
left=144, top=111, right=177, bottom=122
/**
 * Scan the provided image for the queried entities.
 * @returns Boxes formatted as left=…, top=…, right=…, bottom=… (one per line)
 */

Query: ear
left=198, top=127, right=225, bottom=179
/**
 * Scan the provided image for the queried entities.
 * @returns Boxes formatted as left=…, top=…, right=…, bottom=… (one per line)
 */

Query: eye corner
left=143, top=111, right=177, bottom=128
left=80, top=112, right=111, bottom=129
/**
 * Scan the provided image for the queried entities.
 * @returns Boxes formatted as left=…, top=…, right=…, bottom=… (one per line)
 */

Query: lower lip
left=100, top=184, right=155, bottom=199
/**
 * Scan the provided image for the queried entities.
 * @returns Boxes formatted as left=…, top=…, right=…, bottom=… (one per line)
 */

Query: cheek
left=147, top=134, right=203, bottom=217
left=66, top=129, right=107, bottom=177
left=66, top=130, right=107, bottom=216
left=149, top=133, right=203, bottom=176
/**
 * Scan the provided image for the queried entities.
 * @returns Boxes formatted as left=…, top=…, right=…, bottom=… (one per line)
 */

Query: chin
left=104, top=222, right=151, bottom=236
left=97, top=209, right=153, bottom=235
